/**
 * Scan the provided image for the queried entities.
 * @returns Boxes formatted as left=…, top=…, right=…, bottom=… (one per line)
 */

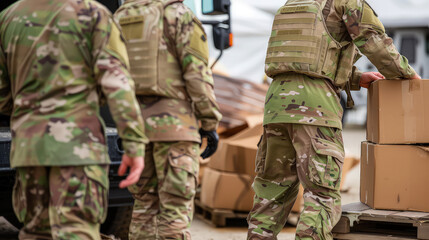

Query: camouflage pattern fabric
left=13, top=165, right=109, bottom=240
left=264, top=0, right=416, bottom=130
left=0, top=0, right=148, bottom=168
left=128, top=141, right=200, bottom=240
left=247, top=123, right=344, bottom=240
left=264, top=73, right=343, bottom=130
left=114, top=0, right=222, bottom=143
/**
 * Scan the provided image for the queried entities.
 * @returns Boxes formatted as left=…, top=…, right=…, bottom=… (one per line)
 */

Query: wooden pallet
left=333, top=203, right=429, bottom=240
left=194, top=199, right=249, bottom=227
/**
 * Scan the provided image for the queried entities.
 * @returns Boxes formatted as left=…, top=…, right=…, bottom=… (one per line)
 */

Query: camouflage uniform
left=0, top=0, right=147, bottom=239
left=247, top=0, right=416, bottom=239
left=114, top=1, right=221, bottom=239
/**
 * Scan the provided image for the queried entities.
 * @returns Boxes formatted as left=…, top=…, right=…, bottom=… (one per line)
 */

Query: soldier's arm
left=92, top=10, right=148, bottom=157
left=339, top=0, right=416, bottom=79
left=0, top=42, right=12, bottom=115
left=167, top=5, right=222, bottom=131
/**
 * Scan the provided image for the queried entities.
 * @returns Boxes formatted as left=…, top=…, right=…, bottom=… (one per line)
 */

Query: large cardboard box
left=367, top=79, right=429, bottom=144
left=360, top=142, right=429, bottom=212
left=200, top=168, right=254, bottom=211
left=208, top=137, right=259, bottom=177
left=208, top=124, right=263, bottom=176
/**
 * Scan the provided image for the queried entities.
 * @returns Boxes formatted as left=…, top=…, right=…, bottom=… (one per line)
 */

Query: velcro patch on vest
left=119, top=16, right=144, bottom=25
left=280, top=5, right=310, bottom=14
left=119, top=16, right=144, bottom=40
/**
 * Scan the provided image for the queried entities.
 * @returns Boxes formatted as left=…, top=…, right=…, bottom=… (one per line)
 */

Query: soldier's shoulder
left=164, top=1, right=194, bottom=21
left=70, top=0, right=112, bottom=17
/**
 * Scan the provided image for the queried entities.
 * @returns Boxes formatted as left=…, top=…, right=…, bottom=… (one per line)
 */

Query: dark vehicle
left=0, top=0, right=230, bottom=239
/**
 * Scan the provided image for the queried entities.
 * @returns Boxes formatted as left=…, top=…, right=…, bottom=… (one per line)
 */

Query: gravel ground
left=0, top=127, right=365, bottom=240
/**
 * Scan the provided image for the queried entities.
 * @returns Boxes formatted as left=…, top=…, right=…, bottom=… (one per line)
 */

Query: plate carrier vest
left=265, top=0, right=360, bottom=89
left=117, top=0, right=186, bottom=97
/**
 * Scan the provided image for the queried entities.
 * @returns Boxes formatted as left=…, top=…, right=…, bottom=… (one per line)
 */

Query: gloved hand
left=199, top=129, right=219, bottom=159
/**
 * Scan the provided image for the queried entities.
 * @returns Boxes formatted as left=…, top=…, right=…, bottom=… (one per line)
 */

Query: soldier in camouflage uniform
left=114, top=1, right=222, bottom=239
left=247, top=0, right=420, bottom=239
left=0, top=0, right=148, bottom=239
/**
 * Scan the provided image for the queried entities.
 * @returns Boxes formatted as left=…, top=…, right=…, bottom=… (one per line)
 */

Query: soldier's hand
left=410, top=73, right=421, bottom=79
left=360, top=72, right=385, bottom=89
left=199, top=129, right=219, bottom=159
left=118, top=155, right=144, bottom=188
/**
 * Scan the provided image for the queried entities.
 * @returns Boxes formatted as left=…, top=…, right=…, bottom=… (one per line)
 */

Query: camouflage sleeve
left=350, top=66, right=363, bottom=90
left=338, top=0, right=416, bottom=79
left=166, top=5, right=222, bottom=131
left=92, top=8, right=148, bottom=157
left=0, top=40, right=12, bottom=115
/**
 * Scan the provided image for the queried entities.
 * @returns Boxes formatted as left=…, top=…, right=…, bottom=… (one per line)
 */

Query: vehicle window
left=0, top=0, right=17, bottom=12
left=96, top=0, right=121, bottom=13
left=400, top=36, right=418, bottom=64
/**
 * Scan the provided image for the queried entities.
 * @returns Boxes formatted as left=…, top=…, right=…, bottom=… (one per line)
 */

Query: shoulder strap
left=322, top=0, right=333, bottom=21
left=161, top=0, right=185, bottom=60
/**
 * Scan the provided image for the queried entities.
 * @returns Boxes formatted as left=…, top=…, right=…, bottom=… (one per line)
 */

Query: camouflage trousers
left=128, top=141, right=200, bottom=240
left=13, top=165, right=109, bottom=240
left=247, top=123, right=344, bottom=240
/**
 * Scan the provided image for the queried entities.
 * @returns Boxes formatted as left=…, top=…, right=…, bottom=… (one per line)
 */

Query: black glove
left=199, top=129, right=219, bottom=159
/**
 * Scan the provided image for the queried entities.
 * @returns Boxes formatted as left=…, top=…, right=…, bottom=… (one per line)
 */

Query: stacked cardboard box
left=361, top=79, right=429, bottom=212
left=200, top=122, right=262, bottom=212
left=200, top=118, right=359, bottom=212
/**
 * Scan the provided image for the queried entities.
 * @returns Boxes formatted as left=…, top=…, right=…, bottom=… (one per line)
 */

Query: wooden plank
left=332, top=216, right=350, bottom=234
left=194, top=199, right=249, bottom=227
left=417, top=225, right=429, bottom=240
left=359, top=216, right=415, bottom=224
left=334, top=233, right=416, bottom=240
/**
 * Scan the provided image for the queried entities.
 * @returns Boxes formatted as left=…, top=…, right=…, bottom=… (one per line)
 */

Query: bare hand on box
left=360, top=72, right=385, bottom=89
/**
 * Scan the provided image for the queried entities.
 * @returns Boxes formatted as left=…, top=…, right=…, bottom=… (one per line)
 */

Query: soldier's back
left=0, top=0, right=115, bottom=167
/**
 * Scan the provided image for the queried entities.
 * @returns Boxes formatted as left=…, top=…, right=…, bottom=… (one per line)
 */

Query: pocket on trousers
left=309, top=137, right=344, bottom=190
left=162, top=147, right=198, bottom=200
left=12, top=170, right=26, bottom=223
left=83, top=165, right=109, bottom=223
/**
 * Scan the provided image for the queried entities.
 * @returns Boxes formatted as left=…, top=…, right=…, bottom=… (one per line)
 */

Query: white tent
left=368, top=0, right=429, bottom=28
left=200, top=0, right=429, bottom=83
left=201, top=0, right=284, bottom=83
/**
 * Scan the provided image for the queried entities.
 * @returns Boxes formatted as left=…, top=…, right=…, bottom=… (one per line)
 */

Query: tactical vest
left=265, top=0, right=359, bottom=89
left=117, top=0, right=187, bottom=98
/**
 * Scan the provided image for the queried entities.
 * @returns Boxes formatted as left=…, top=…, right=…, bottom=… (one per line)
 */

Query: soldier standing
left=0, top=0, right=148, bottom=239
left=114, top=0, right=222, bottom=239
left=247, top=0, right=420, bottom=239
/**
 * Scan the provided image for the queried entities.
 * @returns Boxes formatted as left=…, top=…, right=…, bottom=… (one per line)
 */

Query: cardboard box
left=361, top=142, right=429, bottom=212
left=291, top=185, right=304, bottom=213
left=200, top=167, right=254, bottom=211
left=367, top=79, right=429, bottom=144
left=208, top=124, right=263, bottom=176
left=340, top=157, right=360, bottom=192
